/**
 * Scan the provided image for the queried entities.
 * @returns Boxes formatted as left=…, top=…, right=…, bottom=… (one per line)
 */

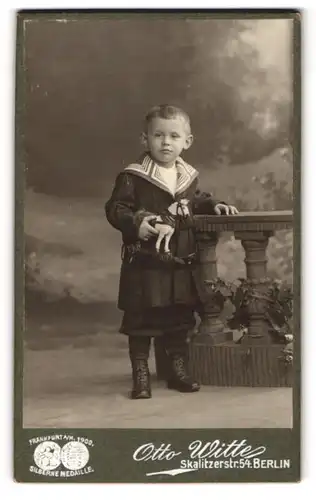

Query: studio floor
left=23, top=331, right=293, bottom=429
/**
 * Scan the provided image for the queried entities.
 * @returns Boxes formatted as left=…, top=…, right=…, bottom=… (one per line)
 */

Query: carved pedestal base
left=193, top=330, right=233, bottom=345
left=188, top=343, right=292, bottom=387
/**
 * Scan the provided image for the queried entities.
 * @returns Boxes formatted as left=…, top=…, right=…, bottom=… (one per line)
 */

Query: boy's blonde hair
left=144, top=104, right=191, bottom=133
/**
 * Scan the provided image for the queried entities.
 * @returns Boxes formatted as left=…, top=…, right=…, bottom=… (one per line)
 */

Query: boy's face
left=142, top=117, right=193, bottom=167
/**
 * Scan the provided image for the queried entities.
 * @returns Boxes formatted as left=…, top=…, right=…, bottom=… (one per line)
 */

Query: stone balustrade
left=155, top=210, right=294, bottom=387
left=194, top=210, right=293, bottom=345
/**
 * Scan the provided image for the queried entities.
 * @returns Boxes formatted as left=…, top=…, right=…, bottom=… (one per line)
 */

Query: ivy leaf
left=233, top=279, right=241, bottom=287
left=219, top=286, right=231, bottom=297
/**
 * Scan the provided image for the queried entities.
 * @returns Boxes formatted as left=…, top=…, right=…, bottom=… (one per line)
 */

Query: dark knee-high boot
left=128, top=336, right=151, bottom=399
left=163, top=332, right=200, bottom=393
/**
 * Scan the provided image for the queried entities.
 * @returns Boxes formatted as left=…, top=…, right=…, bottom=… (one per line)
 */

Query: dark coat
left=105, top=167, right=220, bottom=331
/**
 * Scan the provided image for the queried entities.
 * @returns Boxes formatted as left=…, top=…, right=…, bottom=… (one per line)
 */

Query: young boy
left=105, top=104, right=238, bottom=399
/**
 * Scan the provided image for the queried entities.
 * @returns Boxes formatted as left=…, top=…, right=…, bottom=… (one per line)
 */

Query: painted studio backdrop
left=23, top=17, right=293, bottom=427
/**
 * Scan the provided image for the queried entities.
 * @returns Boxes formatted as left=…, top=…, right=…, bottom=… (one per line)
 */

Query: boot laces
left=134, top=360, right=149, bottom=387
left=173, top=355, right=187, bottom=379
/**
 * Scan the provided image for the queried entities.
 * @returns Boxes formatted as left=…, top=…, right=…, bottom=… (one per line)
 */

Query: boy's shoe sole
left=167, top=380, right=200, bottom=393
left=131, top=390, right=152, bottom=399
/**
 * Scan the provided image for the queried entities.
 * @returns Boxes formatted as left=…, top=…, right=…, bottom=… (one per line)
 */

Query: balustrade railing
left=195, top=210, right=293, bottom=345
left=155, top=210, right=293, bottom=387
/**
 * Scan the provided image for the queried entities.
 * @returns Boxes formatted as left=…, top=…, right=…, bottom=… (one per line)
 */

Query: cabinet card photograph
left=14, top=10, right=300, bottom=483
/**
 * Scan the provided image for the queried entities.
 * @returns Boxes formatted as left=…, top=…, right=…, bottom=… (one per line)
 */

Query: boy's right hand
left=138, top=215, right=159, bottom=241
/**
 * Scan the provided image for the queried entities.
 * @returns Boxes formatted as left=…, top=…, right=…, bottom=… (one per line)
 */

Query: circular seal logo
left=61, top=442, right=90, bottom=470
left=33, top=441, right=61, bottom=470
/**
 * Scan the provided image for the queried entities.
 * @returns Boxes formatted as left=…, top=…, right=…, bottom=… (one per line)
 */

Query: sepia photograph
left=21, top=13, right=295, bottom=430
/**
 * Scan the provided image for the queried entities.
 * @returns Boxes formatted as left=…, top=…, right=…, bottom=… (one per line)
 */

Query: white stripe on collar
left=124, top=154, right=199, bottom=196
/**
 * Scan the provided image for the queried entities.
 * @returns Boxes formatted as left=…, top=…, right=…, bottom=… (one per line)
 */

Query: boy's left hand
left=214, top=203, right=239, bottom=215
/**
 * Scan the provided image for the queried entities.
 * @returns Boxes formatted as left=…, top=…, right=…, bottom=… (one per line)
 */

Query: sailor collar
left=124, top=154, right=199, bottom=196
